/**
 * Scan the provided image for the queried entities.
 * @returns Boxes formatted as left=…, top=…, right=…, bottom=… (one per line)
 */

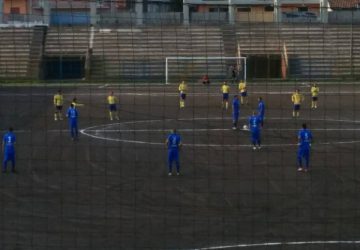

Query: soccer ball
left=243, top=125, right=248, bottom=130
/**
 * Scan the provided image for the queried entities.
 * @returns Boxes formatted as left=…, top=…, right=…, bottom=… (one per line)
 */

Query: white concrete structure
left=90, top=1, right=97, bottom=26
left=136, top=0, right=143, bottom=25
left=228, top=0, right=236, bottom=24
left=274, top=0, right=281, bottom=22
left=183, top=1, right=190, bottom=25
left=43, top=0, right=50, bottom=25
left=320, top=0, right=329, bottom=23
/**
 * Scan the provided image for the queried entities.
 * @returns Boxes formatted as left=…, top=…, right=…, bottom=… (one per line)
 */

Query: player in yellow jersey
left=107, top=91, right=119, bottom=121
left=238, top=81, right=248, bottom=105
left=291, top=89, right=304, bottom=117
left=221, top=81, right=230, bottom=110
left=53, top=90, right=64, bottom=121
left=178, top=81, right=187, bottom=108
left=310, top=83, right=319, bottom=109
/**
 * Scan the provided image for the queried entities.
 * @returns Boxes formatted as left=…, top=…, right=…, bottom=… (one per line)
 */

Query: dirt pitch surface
left=0, top=83, right=360, bottom=250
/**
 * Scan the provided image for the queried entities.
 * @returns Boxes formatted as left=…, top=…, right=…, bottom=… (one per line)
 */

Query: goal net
left=165, top=56, right=247, bottom=84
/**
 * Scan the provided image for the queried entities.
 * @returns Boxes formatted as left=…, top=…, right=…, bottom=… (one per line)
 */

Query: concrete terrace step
left=90, top=26, right=225, bottom=79
left=0, top=27, right=35, bottom=78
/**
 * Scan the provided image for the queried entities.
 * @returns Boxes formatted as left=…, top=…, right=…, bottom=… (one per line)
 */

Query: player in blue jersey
left=249, top=111, right=262, bottom=150
left=257, top=97, right=265, bottom=127
left=67, top=104, right=79, bottom=141
left=297, top=123, right=313, bottom=172
left=165, top=129, right=182, bottom=176
left=232, top=95, right=240, bottom=130
left=2, top=127, right=16, bottom=173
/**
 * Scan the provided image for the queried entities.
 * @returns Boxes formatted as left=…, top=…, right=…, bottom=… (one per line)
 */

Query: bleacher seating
left=91, top=26, right=225, bottom=81
left=235, top=23, right=360, bottom=79
left=0, top=28, right=37, bottom=78
left=2, top=23, right=358, bottom=81
left=45, top=27, right=90, bottom=56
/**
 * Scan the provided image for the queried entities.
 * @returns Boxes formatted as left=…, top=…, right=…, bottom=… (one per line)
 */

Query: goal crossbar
left=165, top=56, right=247, bottom=84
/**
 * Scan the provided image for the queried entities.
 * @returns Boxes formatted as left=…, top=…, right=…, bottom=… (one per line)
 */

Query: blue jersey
left=232, top=98, right=240, bottom=114
left=249, top=115, right=261, bottom=131
left=67, top=107, right=78, bottom=121
left=258, top=101, right=265, bottom=117
left=3, top=132, right=16, bottom=154
left=298, top=129, right=312, bottom=149
left=167, top=133, right=181, bottom=151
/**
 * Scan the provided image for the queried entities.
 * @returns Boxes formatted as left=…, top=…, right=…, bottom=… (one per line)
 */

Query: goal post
left=165, top=56, right=247, bottom=85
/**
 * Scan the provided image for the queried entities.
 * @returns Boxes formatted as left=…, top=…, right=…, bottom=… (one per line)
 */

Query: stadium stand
left=236, top=23, right=360, bottom=79
left=45, top=26, right=90, bottom=56
left=1, top=23, right=359, bottom=81
left=91, top=26, right=224, bottom=81
left=0, top=27, right=44, bottom=79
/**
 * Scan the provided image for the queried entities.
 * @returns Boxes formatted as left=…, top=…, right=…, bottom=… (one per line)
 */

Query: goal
left=165, top=56, right=247, bottom=85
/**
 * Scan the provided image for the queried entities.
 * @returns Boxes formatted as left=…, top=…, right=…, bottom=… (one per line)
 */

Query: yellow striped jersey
left=311, top=86, right=319, bottom=97
left=292, top=93, right=304, bottom=104
left=221, top=84, right=230, bottom=94
left=53, top=94, right=63, bottom=106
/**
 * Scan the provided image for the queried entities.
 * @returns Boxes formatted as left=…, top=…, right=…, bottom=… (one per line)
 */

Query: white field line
left=10, top=127, right=360, bottom=134
left=190, top=240, right=360, bottom=250
left=79, top=129, right=360, bottom=148
left=79, top=117, right=360, bottom=147
left=82, top=128, right=360, bottom=132
left=11, top=116, right=360, bottom=134
left=7, top=117, right=360, bottom=147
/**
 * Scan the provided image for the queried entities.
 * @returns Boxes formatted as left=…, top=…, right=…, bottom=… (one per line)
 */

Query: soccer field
left=0, top=82, right=360, bottom=250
